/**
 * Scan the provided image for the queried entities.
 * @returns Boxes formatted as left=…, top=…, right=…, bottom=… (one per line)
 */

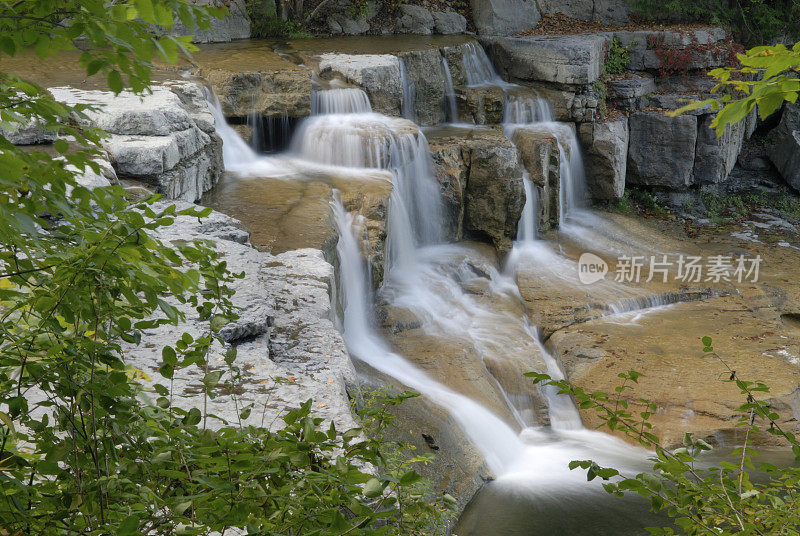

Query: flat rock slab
left=550, top=293, right=800, bottom=447
left=482, top=34, right=605, bottom=85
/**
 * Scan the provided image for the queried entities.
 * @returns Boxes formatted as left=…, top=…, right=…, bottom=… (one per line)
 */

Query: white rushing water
left=441, top=56, right=459, bottom=123
left=204, top=87, right=260, bottom=169
left=312, top=88, right=372, bottom=115
left=331, top=195, right=525, bottom=473
left=399, top=56, right=415, bottom=121
left=462, top=42, right=504, bottom=86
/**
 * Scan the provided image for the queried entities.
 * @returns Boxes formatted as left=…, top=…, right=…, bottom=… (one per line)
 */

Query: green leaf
left=203, top=370, right=223, bottom=389
left=363, top=478, right=384, bottom=498
left=107, top=70, right=123, bottom=93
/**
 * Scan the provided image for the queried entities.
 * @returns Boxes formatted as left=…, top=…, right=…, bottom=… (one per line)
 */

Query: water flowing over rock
left=398, top=50, right=447, bottom=125
left=318, top=54, right=403, bottom=117
left=312, top=88, right=372, bottom=114
left=49, top=83, right=222, bottom=201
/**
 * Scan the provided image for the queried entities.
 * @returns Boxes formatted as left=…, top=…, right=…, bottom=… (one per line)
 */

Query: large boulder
left=627, top=111, right=697, bottom=189
left=327, top=13, right=370, bottom=35
left=482, top=34, right=605, bottom=85
left=172, top=0, right=250, bottom=43
left=538, top=0, right=630, bottom=23
left=429, top=129, right=525, bottom=251
left=432, top=10, right=467, bottom=34
left=318, top=54, right=403, bottom=117
left=49, top=84, right=223, bottom=202
left=470, top=0, right=540, bottom=36
left=510, top=128, right=561, bottom=231
left=693, top=114, right=745, bottom=184
left=397, top=4, right=435, bottom=34
left=454, top=85, right=506, bottom=124
left=400, top=49, right=447, bottom=126
left=3, top=118, right=57, bottom=145
left=768, top=103, right=800, bottom=192
left=579, top=117, right=628, bottom=200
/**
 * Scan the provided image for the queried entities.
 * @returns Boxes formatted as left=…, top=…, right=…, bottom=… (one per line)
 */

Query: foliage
left=347, top=0, right=371, bottom=19
left=526, top=337, right=800, bottom=535
left=0, top=1, right=443, bottom=534
left=630, top=0, right=800, bottom=46
left=671, top=43, right=800, bottom=136
left=245, top=0, right=311, bottom=38
left=604, top=37, right=633, bottom=75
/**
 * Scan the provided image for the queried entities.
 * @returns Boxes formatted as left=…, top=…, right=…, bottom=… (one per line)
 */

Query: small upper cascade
left=312, top=88, right=372, bottom=115
left=399, top=57, right=415, bottom=120
left=503, top=94, right=553, bottom=125
left=462, top=42, right=503, bottom=86
left=440, top=56, right=458, bottom=122
left=203, top=87, right=259, bottom=169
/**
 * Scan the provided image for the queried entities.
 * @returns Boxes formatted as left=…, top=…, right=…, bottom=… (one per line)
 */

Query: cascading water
left=312, top=88, right=372, bottom=115
left=398, top=57, right=415, bottom=121
left=441, top=56, right=458, bottom=123
left=331, top=193, right=525, bottom=473
left=204, top=87, right=259, bottom=169
left=462, top=42, right=503, bottom=86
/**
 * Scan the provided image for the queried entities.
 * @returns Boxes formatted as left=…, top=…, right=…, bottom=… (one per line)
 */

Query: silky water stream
left=200, top=52, right=690, bottom=535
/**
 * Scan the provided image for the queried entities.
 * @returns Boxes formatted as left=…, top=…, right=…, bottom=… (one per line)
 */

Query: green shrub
left=630, top=0, right=800, bottom=45
left=604, top=37, right=632, bottom=75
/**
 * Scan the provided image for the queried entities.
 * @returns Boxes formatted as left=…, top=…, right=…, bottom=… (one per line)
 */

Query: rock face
left=614, top=28, right=729, bottom=71
left=693, top=114, right=745, bottom=184
left=49, top=83, right=222, bottom=202
left=4, top=118, right=57, bottom=145
left=203, top=66, right=311, bottom=118
left=172, top=0, right=250, bottom=43
left=579, top=117, right=628, bottom=200
left=397, top=4, right=435, bottom=34
left=432, top=10, right=467, bottom=34
left=768, top=103, right=800, bottom=192
left=327, top=13, right=371, bottom=35
left=482, top=35, right=605, bottom=85
left=627, top=112, right=697, bottom=189
left=607, top=74, right=656, bottom=110
left=429, top=129, right=525, bottom=251
left=400, top=50, right=447, bottom=126
left=454, top=86, right=506, bottom=124
left=511, top=127, right=561, bottom=230
left=125, top=202, right=359, bottom=433
left=470, top=0, right=540, bottom=36
left=318, top=54, right=403, bottom=117
left=538, top=0, right=630, bottom=23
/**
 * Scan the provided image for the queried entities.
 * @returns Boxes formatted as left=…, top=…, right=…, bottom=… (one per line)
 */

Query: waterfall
left=292, top=113, right=442, bottom=253
left=517, top=176, right=538, bottom=242
left=503, top=94, right=553, bottom=125
left=312, top=88, right=372, bottom=115
left=399, top=57, right=415, bottom=120
left=441, top=56, right=458, bottom=123
left=204, top=87, right=259, bottom=168
left=462, top=42, right=503, bottom=86
left=331, top=194, right=526, bottom=474
left=246, top=111, right=264, bottom=152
